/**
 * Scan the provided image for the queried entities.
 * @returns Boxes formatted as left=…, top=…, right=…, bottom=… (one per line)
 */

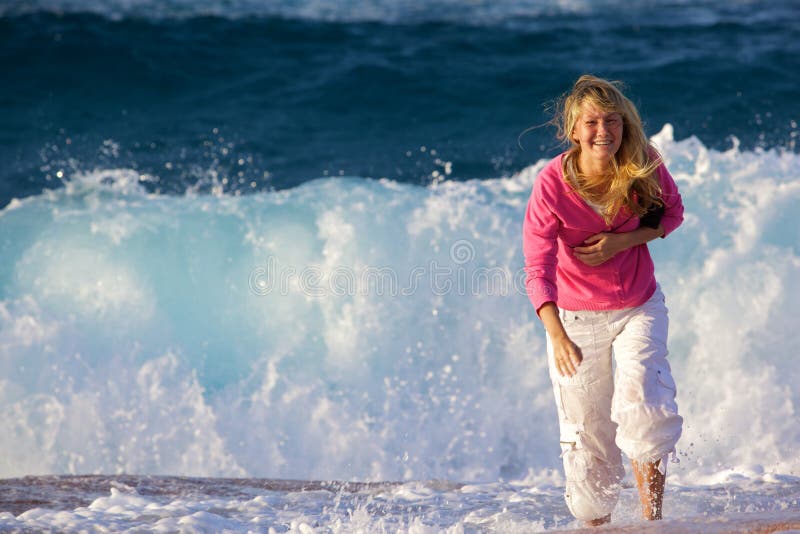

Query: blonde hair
left=553, top=74, right=662, bottom=223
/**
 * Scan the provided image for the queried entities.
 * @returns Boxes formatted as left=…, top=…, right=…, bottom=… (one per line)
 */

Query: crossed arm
left=572, top=224, right=665, bottom=266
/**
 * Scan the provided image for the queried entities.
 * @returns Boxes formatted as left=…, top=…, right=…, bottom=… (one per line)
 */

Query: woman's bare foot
left=585, top=514, right=611, bottom=527
left=632, top=459, right=665, bottom=520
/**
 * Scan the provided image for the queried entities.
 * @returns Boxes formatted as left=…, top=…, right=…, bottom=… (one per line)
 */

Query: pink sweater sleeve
left=522, top=168, right=560, bottom=315
left=657, top=162, right=684, bottom=238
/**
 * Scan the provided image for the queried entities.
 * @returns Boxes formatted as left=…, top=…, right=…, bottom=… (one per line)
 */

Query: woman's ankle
left=632, top=459, right=665, bottom=520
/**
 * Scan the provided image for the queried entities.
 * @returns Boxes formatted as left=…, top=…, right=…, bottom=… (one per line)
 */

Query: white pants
left=546, top=286, right=682, bottom=521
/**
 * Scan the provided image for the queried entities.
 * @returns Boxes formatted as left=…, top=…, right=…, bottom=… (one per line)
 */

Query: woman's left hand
left=573, top=232, right=630, bottom=266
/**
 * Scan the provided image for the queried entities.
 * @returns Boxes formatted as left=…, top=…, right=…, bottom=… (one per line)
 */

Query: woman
left=522, top=75, right=683, bottom=525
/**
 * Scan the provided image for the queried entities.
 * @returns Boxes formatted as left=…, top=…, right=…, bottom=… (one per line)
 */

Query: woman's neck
left=578, top=150, right=614, bottom=178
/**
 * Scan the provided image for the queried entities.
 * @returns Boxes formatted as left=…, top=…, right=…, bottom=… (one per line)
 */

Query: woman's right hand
left=550, top=333, right=583, bottom=377
left=537, top=302, right=583, bottom=377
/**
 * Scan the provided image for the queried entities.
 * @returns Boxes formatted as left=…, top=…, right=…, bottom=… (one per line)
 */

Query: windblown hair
left=553, top=74, right=662, bottom=223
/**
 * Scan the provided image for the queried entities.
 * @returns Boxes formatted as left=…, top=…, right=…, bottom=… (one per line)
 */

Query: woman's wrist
left=623, top=225, right=663, bottom=249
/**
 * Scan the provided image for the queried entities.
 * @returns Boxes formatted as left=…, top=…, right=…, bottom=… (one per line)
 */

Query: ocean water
left=1, top=0, right=799, bottom=531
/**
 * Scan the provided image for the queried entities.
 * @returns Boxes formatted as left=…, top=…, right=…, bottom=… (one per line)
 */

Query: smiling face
left=572, top=104, right=624, bottom=173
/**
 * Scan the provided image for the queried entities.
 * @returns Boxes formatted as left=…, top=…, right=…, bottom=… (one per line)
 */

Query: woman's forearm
left=574, top=223, right=666, bottom=267
left=538, top=302, right=568, bottom=340
left=621, top=223, right=665, bottom=249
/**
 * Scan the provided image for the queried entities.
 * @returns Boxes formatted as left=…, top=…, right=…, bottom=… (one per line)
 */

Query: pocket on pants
left=559, top=422, right=589, bottom=483
left=616, top=362, right=678, bottom=423
left=652, top=361, right=677, bottom=404
left=560, top=309, right=580, bottom=324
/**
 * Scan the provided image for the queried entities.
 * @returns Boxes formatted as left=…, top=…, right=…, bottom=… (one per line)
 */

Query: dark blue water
left=2, top=1, right=799, bottom=208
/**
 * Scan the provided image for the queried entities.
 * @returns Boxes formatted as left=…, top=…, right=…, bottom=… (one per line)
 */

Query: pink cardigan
left=522, top=153, right=684, bottom=313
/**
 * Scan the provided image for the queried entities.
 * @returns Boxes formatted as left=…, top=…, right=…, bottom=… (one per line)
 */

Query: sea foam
left=0, top=125, right=798, bottom=486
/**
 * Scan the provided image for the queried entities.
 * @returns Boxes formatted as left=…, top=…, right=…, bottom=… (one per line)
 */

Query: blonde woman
left=522, top=75, right=683, bottom=526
